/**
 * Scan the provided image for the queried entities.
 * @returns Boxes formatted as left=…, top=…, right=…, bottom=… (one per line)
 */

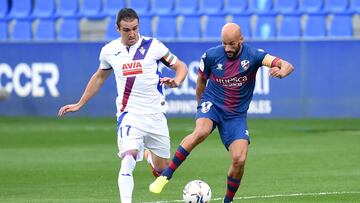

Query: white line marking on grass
left=141, top=191, right=360, bottom=203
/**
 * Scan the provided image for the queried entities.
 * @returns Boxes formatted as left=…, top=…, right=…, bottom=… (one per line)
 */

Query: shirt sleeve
left=198, top=52, right=211, bottom=79
left=99, top=47, right=112, bottom=70
left=153, top=38, right=178, bottom=67
left=253, top=47, right=281, bottom=68
left=253, top=48, right=268, bottom=68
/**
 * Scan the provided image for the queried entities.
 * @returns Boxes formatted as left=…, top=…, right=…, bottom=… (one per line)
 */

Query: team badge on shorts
left=201, top=101, right=213, bottom=113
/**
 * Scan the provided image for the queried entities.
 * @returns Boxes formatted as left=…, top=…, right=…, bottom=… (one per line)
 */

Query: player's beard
left=226, top=43, right=241, bottom=60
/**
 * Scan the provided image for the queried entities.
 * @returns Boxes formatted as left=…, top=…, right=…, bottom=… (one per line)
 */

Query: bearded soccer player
left=149, top=23, right=294, bottom=203
left=58, top=8, right=187, bottom=203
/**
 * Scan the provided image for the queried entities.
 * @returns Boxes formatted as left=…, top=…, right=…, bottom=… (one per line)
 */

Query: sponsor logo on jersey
left=216, top=63, right=223, bottom=70
left=139, top=47, right=146, bottom=55
left=241, top=60, right=250, bottom=71
left=114, top=51, right=121, bottom=56
left=215, top=75, right=248, bottom=87
left=122, top=61, right=143, bottom=76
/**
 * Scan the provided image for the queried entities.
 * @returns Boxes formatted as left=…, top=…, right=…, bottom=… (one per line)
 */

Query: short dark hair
left=116, top=8, right=139, bottom=28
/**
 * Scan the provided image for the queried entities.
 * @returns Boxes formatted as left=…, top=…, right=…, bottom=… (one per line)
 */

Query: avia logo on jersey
left=216, top=64, right=223, bottom=70
left=122, top=61, right=143, bottom=76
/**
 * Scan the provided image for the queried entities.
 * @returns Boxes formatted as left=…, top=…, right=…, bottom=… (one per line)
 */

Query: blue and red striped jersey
left=198, top=43, right=267, bottom=117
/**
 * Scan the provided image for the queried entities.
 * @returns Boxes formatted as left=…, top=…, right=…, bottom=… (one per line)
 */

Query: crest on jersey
left=139, top=47, right=146, bottom=55
left=201, top=101, right=213, bottom=113
left=216, top=64, right=223, bottom=70
left=241, top=60, right=250, bottom=71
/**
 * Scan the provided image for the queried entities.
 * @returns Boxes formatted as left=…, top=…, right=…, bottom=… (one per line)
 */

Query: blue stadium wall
left=0, top=40, right=359, bottom=118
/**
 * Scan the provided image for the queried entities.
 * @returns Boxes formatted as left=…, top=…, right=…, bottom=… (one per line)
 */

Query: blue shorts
left=195, top=101, right=250, bottom=149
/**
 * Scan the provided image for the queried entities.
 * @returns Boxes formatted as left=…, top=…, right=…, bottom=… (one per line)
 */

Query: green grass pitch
left=0, top=117, right=360, bottom=202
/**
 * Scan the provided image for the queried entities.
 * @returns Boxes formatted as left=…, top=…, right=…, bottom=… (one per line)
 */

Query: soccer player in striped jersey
left=149, top=23, right=294, bottom=202
left=58, top=8, right=187, bottom=203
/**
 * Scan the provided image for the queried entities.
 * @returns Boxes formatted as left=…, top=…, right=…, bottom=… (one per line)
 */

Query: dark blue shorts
left=195, top=101, right=250, bottom=149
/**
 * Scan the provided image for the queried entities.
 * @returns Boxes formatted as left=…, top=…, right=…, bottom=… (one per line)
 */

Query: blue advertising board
left=0, top=40, right=359, bottom=118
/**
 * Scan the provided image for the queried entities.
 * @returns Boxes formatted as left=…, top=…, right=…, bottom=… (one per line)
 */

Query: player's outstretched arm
left=269, top=59, right=294, bottom=79
left=160, top=59, right=187, bottom=88
left=58, top=68, right=112, bottom=117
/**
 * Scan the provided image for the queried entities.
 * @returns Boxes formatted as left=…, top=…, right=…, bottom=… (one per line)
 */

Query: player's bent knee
left=120, top=155, right=137, bottom=174
left=232, top=155, right=246, bottom=168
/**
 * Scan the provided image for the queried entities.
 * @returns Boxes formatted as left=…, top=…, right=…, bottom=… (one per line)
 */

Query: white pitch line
left=140, top=191, right=360, bottom=203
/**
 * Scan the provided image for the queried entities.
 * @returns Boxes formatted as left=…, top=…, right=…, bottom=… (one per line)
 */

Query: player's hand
left=160, top=77, right=180, bottom=88
left=269, top=67, right=283, bottom=79
left=58, top=103, right=81, bottom=117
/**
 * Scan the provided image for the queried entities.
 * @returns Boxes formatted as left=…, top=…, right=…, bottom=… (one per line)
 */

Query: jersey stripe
left=156, top=69, right=164, bottom=95
left=120, top=76, right=136, bottom=112
left=223, top=59, right=241, bottom=112
left=133, top=38, right=153, bottom=60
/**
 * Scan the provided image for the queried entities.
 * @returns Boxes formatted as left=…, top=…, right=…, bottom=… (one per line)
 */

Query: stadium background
left=1, top=0, right=360, bottom=117
left=1, top=0, right=360, bottom=202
